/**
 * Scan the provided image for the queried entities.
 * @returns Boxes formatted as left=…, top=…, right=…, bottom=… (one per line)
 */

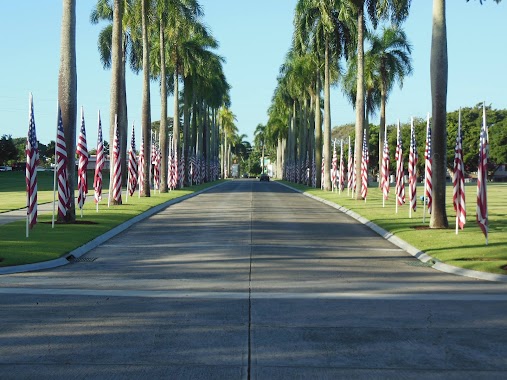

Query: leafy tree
left=349, top=0, right=410, bottom=199
left=0, top=135, right=18, bottom=165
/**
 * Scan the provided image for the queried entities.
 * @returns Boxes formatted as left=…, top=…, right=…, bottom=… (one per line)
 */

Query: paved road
left=1, top=180, right=507, bottom=379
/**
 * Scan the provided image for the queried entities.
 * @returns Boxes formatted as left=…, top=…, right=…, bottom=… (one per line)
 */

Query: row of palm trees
left=58, top=0, right=239, bottom=222
left=264, top=1, right=411, bottom=191
left=262, top=0, right=499, bottom=230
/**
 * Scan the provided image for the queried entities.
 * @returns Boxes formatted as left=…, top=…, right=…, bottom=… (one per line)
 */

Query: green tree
left=369, top=25, right=412, bottom=180
left=0, top=135, right=18, bottom=165
left=293, top=0, right=355, bottom=190
left=350, top=0, right=410, bottom=200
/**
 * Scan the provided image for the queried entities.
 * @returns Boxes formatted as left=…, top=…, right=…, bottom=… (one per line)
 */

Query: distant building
left=86, top=155, right=110, bottom=171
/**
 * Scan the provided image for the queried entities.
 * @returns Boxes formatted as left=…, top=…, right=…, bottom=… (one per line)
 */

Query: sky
left=1, top=1, right=506, bottom=150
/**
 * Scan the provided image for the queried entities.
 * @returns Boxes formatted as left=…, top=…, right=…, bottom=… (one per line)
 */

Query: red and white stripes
left=111, top=114, right=122, bottom=204
left=453, top=109, right=466, bottom=232
left=26, top=93, right=38, bottom=232
left=476, top=103, right=488, bottom=243
left=408, top=118, right=418, bottom=215
left=77, top=107, right=88, bottom=213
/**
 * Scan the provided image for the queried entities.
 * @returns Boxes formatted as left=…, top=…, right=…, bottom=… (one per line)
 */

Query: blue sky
left=1, top=1, right=506, bottom=150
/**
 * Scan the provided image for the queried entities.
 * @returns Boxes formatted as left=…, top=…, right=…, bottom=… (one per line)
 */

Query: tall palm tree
left=219, top=107, right=236, bottom=178
left=58, top=0, right=77, bottom=221
left=140, top=0, right=151, bottom=196
left=293, top=0, right=355, bottom=190
left=350, top=0, right=410, bottom=199
left=369, top=25, right=412, bottom=179
left=90, top=0, right=132, bottom=191
left=254, top=124, right=267, bottom=174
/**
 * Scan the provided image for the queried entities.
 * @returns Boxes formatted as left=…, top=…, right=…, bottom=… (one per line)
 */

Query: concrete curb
left=0, top=182, right=226, bottom=275
left=278, top=182, right=507, bottom=283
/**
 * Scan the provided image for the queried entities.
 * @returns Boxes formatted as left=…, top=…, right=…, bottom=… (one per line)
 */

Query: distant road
left=1, top=180, right=506, bottom=379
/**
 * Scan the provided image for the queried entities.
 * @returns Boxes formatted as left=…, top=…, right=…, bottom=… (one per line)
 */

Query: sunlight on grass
left=0, top=180, right=222, bottom=267
left=284, top=181, right=507, bottom=275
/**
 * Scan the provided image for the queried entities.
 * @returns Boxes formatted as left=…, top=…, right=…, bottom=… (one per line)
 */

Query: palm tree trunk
left=120, top=35, right=128, bottom=186
left=183, top=76, right=191, bottom=186
left=173, top=65, right=180, bottom=187
left=159, top=17, right=168, bottom=193
left=354, top=6, right=365, bottom=199
left=430, top=0, right=449, bottom=228
left=315, top=74, right=322, bottom=188
left=108, top=0, right=123, bottom=203
left=323, top=37, right=331, bottom=191
left=141, top=0, right=151, bottom=197
left=58, top=0, right=77, bottom=221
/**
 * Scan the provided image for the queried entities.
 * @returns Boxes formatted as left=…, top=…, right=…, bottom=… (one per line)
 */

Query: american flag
left=477, top=103, right=488, bottom=242
left=312, top=153, right=316, bottom=188
left=177, top=147, right=183, bottom=188
left=408, top=118, right=418, bottom=213
left=77, top=107, right=89, bottom=213
left=56, top=107, right=70, bottom=219
left=167, top=135, right=174, bottom=190
left=424, top=114, right=433, bottom=214
left=360, top=130, right=369, bottom=200
left=321, top=157, right=325, bottom=190
left=94, top=111, right=104, bottom=205
left=138, top=137, right=145, bottom=196
left=347, top=137, right=353, bottom=194
left=395, top=120, right=405, bottom=208
left=153, top=144, right=161, bottom=191
left=381, top=126, right=390, bottom=203
left=453, top=109, right=466, bottom=231
left=128, top=124, right=138, bottom=197
left=339, top=140, right=345, bottom=192
left=26, top=93, right=38, bottom=231
left=111, top=115, right=122, bottom=204
left=331, top=142, right=337, bottom=191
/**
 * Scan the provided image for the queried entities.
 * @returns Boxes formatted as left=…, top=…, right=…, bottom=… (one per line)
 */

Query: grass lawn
left=283, top=181, right=507, bottom=275
left=0, top=177, right=222, bottom=267
left=0, top=170, right=108, bottom=212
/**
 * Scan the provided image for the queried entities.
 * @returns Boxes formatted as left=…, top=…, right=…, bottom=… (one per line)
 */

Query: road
left=1, top=180, right=507, bottom=379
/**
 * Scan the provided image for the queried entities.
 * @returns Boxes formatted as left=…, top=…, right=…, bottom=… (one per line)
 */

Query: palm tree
left=293, top=0, right=355, bottom=190
left=58, top=0, right=77, bottom=221
left=219, top=107, right=236, bottom=178
left=254, top=124, right=267, bottom=174
left=90, top=0, right=132, bottom=193
left=342, top=43, right=381, bottom=148
left=350, top=0, right=410, bottom=199
left=140, top=0, right=151, bottom=196
left=369, top=25, right=412, bottom=180
left=429, top=0, right=501, bottom=227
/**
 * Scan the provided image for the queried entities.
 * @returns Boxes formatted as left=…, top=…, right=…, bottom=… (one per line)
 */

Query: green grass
left=0, top=170, right=109, bottom=212
left=283, top=181, right=507, bottom=275
left=0, top=180, right=222, bottom=267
